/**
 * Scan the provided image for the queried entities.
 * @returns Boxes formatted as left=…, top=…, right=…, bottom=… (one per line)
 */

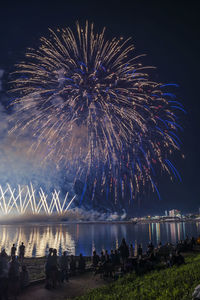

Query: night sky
left=0, top=0, right=199, bottom=214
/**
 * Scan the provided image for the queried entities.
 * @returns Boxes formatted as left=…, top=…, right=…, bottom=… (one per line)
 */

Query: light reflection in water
left=0, top=222, right=200, bottom=257
left=148, top=223, right=151, bottom=241
left=156, top=223, right=160, bottom=243
left=177, top=223, right=181, bottom=241
left=0, top=225, right=75, bottom=257
left=170, top=223, right=176, bottom=244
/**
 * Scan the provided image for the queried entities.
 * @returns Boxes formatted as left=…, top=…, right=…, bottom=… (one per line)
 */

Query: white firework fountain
left=0, top=183, right=76, bottom=215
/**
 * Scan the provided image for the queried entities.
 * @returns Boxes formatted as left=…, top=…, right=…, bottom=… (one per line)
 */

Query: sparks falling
left=9, top=22, right=184, bottom=206
left=0, top=184, right=76, bottom=215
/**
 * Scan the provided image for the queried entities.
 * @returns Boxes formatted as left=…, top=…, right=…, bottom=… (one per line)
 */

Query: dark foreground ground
left=8, top=247, right=200, bottom=299
left=19, top=272, right=107, bottom=300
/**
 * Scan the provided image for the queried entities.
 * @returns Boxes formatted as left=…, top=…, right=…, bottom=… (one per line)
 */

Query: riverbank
left=74, top=252, right=200, bottom=300
left=15, top=248, right=200, bottom=299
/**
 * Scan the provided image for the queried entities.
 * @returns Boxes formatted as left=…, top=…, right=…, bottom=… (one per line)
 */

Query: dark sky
left=0, top=0, right=199, bottom=214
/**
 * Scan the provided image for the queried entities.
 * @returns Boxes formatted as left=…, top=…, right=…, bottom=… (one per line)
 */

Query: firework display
left=9, top=22, right=184, bottom=206
left=0, top=184, right=75, bottom=215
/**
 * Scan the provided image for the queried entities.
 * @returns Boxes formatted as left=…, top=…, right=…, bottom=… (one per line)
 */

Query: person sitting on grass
left=174, top=251, right=185, bottom=266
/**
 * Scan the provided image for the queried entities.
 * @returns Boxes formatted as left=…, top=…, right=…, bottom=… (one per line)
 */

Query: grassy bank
left=75, top=253, right=200, bottom=300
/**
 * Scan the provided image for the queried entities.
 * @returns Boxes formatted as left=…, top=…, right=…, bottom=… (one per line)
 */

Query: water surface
left=0, top=222, right=199, bottom=257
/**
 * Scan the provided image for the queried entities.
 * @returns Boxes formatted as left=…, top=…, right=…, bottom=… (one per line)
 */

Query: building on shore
left=169, top=209, right=181, bottom=218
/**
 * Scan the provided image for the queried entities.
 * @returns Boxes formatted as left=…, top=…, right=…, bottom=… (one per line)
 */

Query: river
left=0, top=221, right=199, bottom=257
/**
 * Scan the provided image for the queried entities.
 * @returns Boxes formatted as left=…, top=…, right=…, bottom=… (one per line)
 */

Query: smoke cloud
left=0, top=69, right=73, bottom=196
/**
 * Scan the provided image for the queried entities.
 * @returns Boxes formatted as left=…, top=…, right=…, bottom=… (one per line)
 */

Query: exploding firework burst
left=9, top=21, right=184, bottom=207
left=0, top=184, right=75, bottom=215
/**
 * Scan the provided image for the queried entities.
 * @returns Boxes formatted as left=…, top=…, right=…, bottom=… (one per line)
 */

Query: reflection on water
left=0, top=225, right=75, bottom=257
left=0, top=222, right=200, bottom=257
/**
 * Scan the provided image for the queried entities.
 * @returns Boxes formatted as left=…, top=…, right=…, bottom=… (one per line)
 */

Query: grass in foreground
left=75, top=254, right=200, bottom=300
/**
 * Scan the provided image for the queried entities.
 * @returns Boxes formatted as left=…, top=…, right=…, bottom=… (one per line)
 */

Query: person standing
left=119, top=238, right=129, bottom=264
left=137, top=244, right=143, bottom=259
left=129, top=244, right=134, bottom=257
left=100, top=251, right=106, bottom=264
left=8, top=256, right=20, bottom=299
left=69, top=255, right=76, bottom=276
left=92, top=251, right=100, bottom=268
left=59, top=251, right=69, bottom=282
left=11, top=244, right=16, bottom=258
left=78, top=254, right=85, bottom=273
left=19, top=242, right=25, bottom=264
left=0, top=249, right=9, bottom=300
left=45, top=248, right=53, bottom=289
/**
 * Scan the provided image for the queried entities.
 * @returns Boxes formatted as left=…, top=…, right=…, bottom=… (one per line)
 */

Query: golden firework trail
left=0, top=184, right=75, bottom=215
left=9, top=22, right=184, bottom=205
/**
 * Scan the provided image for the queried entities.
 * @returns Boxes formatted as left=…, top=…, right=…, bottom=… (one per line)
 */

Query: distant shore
left=0, top=216, right=199, bottom=225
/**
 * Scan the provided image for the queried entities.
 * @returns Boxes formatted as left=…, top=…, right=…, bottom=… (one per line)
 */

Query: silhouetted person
left=20, top=265, right=29, bottom=289
left=78, top=254, right=85, bottom=273
left=129, top=244, right=134, bottom=257
left=110, top=250, right=115, bottom=264
left=137, top=244, right=143, bottom=259
left=50, top=249, right=59, bottom=288
left=60, top=251, right=69, bottom=282
left=45, top=248, right=53, bottom=289
left=100, top=251, right=106, bottom=264
left=11, top=244, right=16, bottom=258
left=19, top=242, right=25, bottom=264
left=105, top=250, right=110, bottom=262
left=175, top=252, right=185, bottom=266
left=190, top=237, right=196, bottom=249
left=0, top=249, right=8, bottom=259
left=119, top=238, right=129, bottom=263
left=51, top=249, right=58, bottom=269
left=70, top=255, right=76, bottom=275
left=0, top=249, right=9, bottom=300
left=92, top=251, right=100, bottom=268
left=8, top=256, right=20, bottom=299
left=113, top=250, right=120, bottom=266
left=147, top=242, right=154, bottom=255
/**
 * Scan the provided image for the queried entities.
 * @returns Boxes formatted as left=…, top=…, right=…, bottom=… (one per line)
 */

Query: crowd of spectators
left=0, top=242, right=28, bottom=300
left=0, top=235, right=197, bottom=297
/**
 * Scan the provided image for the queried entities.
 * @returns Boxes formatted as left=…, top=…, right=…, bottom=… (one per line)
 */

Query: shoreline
left=0, top=218, right=199, bottom=225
